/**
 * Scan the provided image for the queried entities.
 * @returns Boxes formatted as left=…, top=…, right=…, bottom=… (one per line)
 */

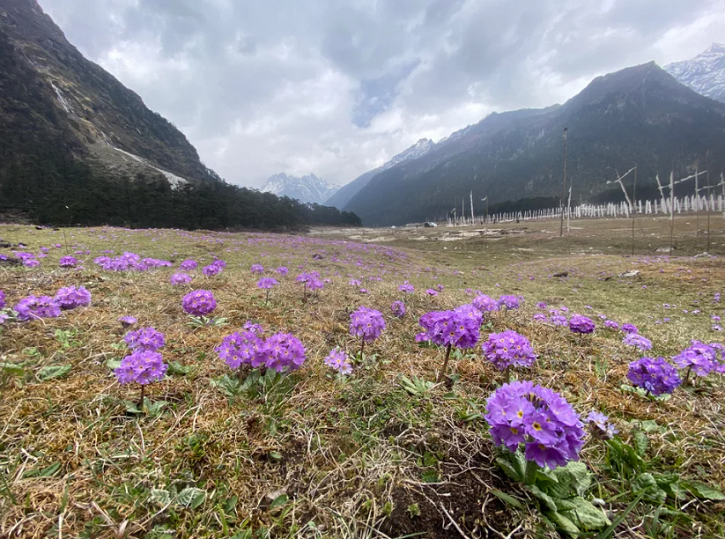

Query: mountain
left=665, top=44, right=725, bottom=103
left=325, top=138, right=434, bottom=209
left=343, top=62, right=725, bottom=226
left=0, top=0, right=361, bottom=230
left=261, top=173, right=339, bottom=204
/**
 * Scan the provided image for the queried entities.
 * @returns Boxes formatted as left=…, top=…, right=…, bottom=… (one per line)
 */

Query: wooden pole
left=669, top=170, right=675, bottom=254
left=695, top=164, right=700, bottom=238
left=560, top=127, right=567, bottom=236
left=631, top=164, right=637, bottom=255
left=706, top=168, right=712, bottom=253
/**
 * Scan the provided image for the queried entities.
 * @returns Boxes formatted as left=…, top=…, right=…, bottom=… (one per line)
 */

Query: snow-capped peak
left=261, top=173, right=340, bottom=205
left=665, top=43, right=725, bottom=103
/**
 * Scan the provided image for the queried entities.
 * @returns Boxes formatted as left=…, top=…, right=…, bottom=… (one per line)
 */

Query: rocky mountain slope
left=261, top=173, right=339, bottom=205
left=665, top=43, right=725, bottom=103
left=325, top=138, right=434, bottom=209
left=343, top=63, right=725, bottom=226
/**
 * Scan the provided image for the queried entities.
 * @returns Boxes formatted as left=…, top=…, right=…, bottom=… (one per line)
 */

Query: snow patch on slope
left=665, top=43, right=725, bottom=103
left=261, top=173, right=339, bottom=204
left=51, top=81, right=73, bottom=114
left=104, top=138, right=189, bottom=188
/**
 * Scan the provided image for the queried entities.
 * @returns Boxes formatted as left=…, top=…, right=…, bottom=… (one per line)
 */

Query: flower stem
left=685, top=366, right=692, bottom=385
left=524, top=458, right=539, bottom=485
left=265, top=289, right=269, bottom=306
left=437, top=344, right=452, bottom=383
left=139, top=385, right=145, bottom=411
left=360, top=339, right=365, bottom=360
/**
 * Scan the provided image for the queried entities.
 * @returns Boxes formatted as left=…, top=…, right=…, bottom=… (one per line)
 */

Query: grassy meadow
left=0, top=215, right=724, bottom=539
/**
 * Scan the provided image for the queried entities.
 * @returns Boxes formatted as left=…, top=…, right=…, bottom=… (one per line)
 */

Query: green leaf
left=529, top=485, right=558, bottom=512
left=23, top=461, right=61, bottom=478
left=149, top=489, right=171, bottom=505
left=0, top=363, right=25, bottom=377
left=105, top=359, right=122, bottom=370
left=490, top=489, right=525, bottom=510
left=561, top=497, right=611, bottom=531
left=168, top=361, right=190, bottom=375
left=495, top=456, right=523, bottom=482
left=632, top=473, right=667, bottom=503
left=269, top=451, right=282, bottom=461
left=223, top=495, right=238, bottom=514
left=681, top=481, right=725, bottom=501
left=146, top=400, right=169, bottom=417
left=269, top=494, right=288, bottom=510
left=37, top=365, right=72, bottom=381
left=177, top=487, right=206, bottom=508
left=547, top=511, right=580, bottom=535
left=633, top=430, right=648, bottom=458
left=421, top=470, right=439, bottom=483
left=124, top=401, right=143, bottom=415
left=637, top=419, right=663, bottom=433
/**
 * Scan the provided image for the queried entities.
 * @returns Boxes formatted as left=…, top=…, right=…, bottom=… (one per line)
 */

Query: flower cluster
left=324, top=348, right=352, bottom=375
left=59, top=256, right=78, bottom=268
left=627, top=357, right=682, bottom=395
left=391, top=300, right=406, bottom=318
left=250, top=264, right=265, bottom=275
left=14, top=295, right=61, bottom=321
left=472, top=294, right=499, bottom=312
left=604, top=320, right=620, bottom=330
left=276, top=266, right=289, bottom=276
left=15, top=251, right=39, bottom=267
left=569, top=314, right=595, bottom=334
left=115, top=350, right=168, bottom=385
left=170, top=272, right=192, bottom=285
left=54, top=286, right=92, bottom=310
left=621, top=323, right=638, bottom=334
left=484, top=381, right=585, bottom=469
left=672, top=341, right=723, bottom=376
left=182, top=290, right=217, bottom=316
left=180, top=259, right=198, bottom=271
left=216, top=329, right=265, bottom=369
left=119, top=316, right=137, bottom=327
left=623, top=333, right=653, bottom=352
left=124, top=327, right=165, bottom=351
left=297, top=272, right=324, bottom=292
left=416, top=309, right=479, bottom=349
left=497, top=295, right=521, bottom=310
left=0, top=290, right=5, bottom=310
left=203, top=261, right=224, bottom=276
left=94, top=252, right=171, bottom=272
left=398, top=282, right=415, bottom=294
left=586, top=411, right=618, bottom=440
left=216, top=326, right=306, bottom=373
left=482, top=330, right=537, bottom=370
left=265, top=333, right=307, bottom=372
left=258, top=278, right=279, bottom=289
left=349, top=306, right=386, bottom=343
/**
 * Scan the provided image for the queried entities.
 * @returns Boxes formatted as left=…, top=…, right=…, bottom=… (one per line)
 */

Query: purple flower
left=124, top=327, right=165, bottom=352
left=180, top=259, right=197, bottom=271
left=482, top=330, right=537, bottom=370
left=604, top=320, right=620, bottom=330
left=533, top=313, right=548, bottom=323
left=59, top=256, right=78, bottom=268
left=348, top=279, right=362, bottom=287
left=0, top=290, right=5, bottom=310
left=536, top=302, right=547, bottom=309
left=115, top=350, right=167, bottom=385
left=170, top=272, right=192, bottom=285
left=672, top=341, right=719, bottom=377
left=250, top=264, right=265, bottom=275
left=472, top=294, right=499, bottom=312
left=216, top=329, right=264, bottom=369
left=627, top=357, right=681, bottom=395
left=425, top=288, right=438, bottom=297
left=24, top=258, right=40, bottom=268
left=622, top=323, right=638, bottom=334
left=484, top=381, right=584, bottom=469
left=498, top=295, right=520, bottom=310
left=276, top=266, right=289, bottom=276
left=586, top=411, right=618, bottom=440
left=551, top=314, right=568, bottom=326
left=202, top=263, right=223, bottom=276
left=54, top=286, right=91, bottom=310
left=416, top=309, right=479, bottom=349
left=182, top=290, right=217, bottom=316
left=119, top=316, right=137, bottom=327
left=391, top=301, right=406, bottom=318
left=0, top=312, right=8, bottom=325
left=257, top=278, right=279, bottom=289
left=623, top=333, right=653, bottom=352
left=324, top=348, right=352, bottom=375
left=350, top=306, right=386, bottom=343
left=398, top=282, right=415, bottom=294
left=14, top=295, right=61, bottom=321
left=569, top=314, right=595, bottom=335
left=264, top=332, right=307, bottom=372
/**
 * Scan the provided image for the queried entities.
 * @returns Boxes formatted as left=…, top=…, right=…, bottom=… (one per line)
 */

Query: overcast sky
left=39, top=0, right=725, bottom=188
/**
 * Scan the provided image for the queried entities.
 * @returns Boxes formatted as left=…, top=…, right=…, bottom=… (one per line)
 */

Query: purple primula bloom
left=627, top=357, right=681, bottom=395
left=482, top=330, right=537, bottom=370
left=124, top=327, right=165, bottom=352
left=391, top=300, right=406, bottom=318
left=0, top=312, right=8, bottom=325
left=586, top=411, right=619, bottom=440
left=416, top=309, right=479, bottom=349
left=276, top=266, right=289, bottom=276
left=569, top=314, right=595, bottom=334
left=350, top=307, right=386, bottom=343
left=24, top=258, right=40, bottom=268
left=498, top=295, right=520, bottom=310
left=425, top=288, right=438, bottom=297
left=604, top=320, right=620, bottom=330
left=536, top=302, right=547, bottom=309
left=216, top=329, right=264, bottom=370
left=623, top=333, right=653, bottom=352
left=672, top=341, right=719, bottom=377
left=250, top=264, right=264, bottom=275
left=264, top=332, right=307, bottom=372
left=472, top=294, right=499, bottom=312
left=622, top=323, right=638, bottom=334
left=119, top=316, right=137, bottom=327
left=324, top=348, right=352, bottom=375
left=115, top=350, right=167, bottom=385
left=202, top=263, right=223, bottom=276
left=54, top=286, right=91, bottom=310
left=348, top=279, right=362, bottom=287
left=398, top=282, right=415, bottom=294
left=182, top=290, right=217, bottom=316
left=551, top=315, right=568, bottom=326
left=257, top=277, right=279, bottom=289
left=14, top=295, right=61, bottom=321
left=59, top=256, right=78, bottom=268
left=180, top=259, right=197, bottom=271
left=533, top=313, right=548, bottom=323
left=0, top=290, right=5, bottom=310
left=484, top=381, right=584, bottom=470
left=170, top=273, right=192, bottom=285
